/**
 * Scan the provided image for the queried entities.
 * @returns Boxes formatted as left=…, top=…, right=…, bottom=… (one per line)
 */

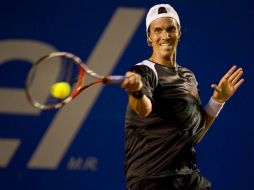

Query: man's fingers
left=233, top=79, right=244, bottom=90
left=121, top=72, right=142, bottom=92
left=223, top=65, right=237, bottom=79
left=125, top=71, right=135, bottom=78
left=121, top=72, right=136, bottom=87
left=211, top=84, right=222, bottom=92
left=231, top=69, right=243, bottom=85
left=121, top=79, right=129, bottom=88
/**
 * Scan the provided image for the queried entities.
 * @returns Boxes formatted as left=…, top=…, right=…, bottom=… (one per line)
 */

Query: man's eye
left=168, top=27, right=176, bottom=32
left=154, top=28, right=161, bottom=33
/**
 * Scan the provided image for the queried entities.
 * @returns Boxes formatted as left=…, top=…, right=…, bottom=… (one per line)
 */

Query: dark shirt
left=124, top=60, right=206, bottom=187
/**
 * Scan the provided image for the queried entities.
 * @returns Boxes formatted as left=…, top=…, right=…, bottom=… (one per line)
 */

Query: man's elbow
left=137, top=105, right=152, bottom=118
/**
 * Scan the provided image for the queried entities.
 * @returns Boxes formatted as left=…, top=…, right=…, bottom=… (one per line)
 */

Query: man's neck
left=149, top=55, right=176, bottom=68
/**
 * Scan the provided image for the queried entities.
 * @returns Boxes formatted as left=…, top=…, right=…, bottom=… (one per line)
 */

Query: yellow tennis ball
left=50, top=82, right=71, bottom=99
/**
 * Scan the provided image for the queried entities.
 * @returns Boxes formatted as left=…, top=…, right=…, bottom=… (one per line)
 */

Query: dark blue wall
left=0, top=0, right=253, bottom=190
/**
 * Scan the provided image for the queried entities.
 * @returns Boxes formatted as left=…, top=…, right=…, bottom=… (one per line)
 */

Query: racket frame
left=25, top=52, right=124, bottom=110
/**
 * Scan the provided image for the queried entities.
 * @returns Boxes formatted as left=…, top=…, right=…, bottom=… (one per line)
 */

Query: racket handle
left=105, top=75, right=125, bottom=84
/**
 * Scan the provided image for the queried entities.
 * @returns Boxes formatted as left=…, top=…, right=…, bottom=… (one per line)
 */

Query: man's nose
left=162, top=31, right=170, bottom=39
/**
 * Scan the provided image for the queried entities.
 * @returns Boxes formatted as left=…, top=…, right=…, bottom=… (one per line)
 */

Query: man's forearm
left=129, top=95, right=152, bottom=118
left=196, top=112, right=216, bottom=144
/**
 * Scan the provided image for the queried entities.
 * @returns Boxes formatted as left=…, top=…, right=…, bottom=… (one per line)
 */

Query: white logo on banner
left=0, top=7, right=145, bottom=170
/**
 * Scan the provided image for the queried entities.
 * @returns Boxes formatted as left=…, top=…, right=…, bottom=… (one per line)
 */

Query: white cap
left=146, top=4, right=180, bottom=34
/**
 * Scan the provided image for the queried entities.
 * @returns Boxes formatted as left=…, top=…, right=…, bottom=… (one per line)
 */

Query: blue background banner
left=0, top=0, right=253, bottom=190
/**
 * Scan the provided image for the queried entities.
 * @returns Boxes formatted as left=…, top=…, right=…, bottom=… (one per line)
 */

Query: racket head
left=25, top=52, right=85, bottom=110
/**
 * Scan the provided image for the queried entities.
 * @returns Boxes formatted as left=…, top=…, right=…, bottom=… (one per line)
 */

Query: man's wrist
left=204, top=96, right=225, bottom=117
left=131, top=88, right=145, bottom=99
left=212, top=95, right=225, bottom=103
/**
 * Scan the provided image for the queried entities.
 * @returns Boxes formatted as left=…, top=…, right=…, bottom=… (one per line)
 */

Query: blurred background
left=0, top=0, right=253, bottom=189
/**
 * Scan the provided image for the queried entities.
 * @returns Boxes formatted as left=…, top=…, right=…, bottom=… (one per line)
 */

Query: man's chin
left=161, top=51, right=174, bottom=59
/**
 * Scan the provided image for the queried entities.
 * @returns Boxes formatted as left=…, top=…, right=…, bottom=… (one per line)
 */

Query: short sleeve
left=130, top=65, right=157, bottom=102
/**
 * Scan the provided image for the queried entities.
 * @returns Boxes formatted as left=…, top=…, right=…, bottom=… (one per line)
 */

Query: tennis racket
left=25, top=52, right=125, bottom=110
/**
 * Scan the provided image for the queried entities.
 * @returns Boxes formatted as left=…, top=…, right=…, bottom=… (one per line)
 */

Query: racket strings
left=58, top=57, right=75, bottom=83
left=25, top=52, right=125, bottom=110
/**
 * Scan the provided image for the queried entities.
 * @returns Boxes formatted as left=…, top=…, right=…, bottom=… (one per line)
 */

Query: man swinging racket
left=121, top=3, right=244, bottom=190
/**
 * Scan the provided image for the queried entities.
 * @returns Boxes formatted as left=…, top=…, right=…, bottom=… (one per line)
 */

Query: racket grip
left=105, top=75, right=125, bottom=84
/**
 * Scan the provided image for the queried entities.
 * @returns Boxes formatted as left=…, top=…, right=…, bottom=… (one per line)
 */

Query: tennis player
left=121, top=3, right=244, bottom=190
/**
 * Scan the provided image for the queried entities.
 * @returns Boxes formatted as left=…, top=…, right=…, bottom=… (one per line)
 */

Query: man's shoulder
left=134, top=60, right=159, bottom=84
left=178, top=65, right=196, bottom=76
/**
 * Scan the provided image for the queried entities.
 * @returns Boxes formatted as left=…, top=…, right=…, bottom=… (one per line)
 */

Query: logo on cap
left=158, top=7, right=167, bottom=14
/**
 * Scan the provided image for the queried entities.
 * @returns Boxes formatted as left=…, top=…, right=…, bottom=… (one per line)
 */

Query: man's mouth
left=159, top=43, right=173, bottom=50
left=159, top=43, right=171, bottom=47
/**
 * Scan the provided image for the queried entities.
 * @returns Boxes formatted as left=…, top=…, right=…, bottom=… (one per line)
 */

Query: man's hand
left=121, top=71, right=152, bottom=117
left=121, top=71, right=143, bottom=93
left=211, top=65, right=244, bottom=103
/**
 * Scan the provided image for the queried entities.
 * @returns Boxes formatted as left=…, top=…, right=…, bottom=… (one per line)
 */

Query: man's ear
left=178, top=30, right=182, bottom=40
left=147, top=36, right=152, bottom=46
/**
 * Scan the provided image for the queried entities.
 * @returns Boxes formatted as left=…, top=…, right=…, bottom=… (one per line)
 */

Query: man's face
left=148, top=17, right=180, bottom=60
